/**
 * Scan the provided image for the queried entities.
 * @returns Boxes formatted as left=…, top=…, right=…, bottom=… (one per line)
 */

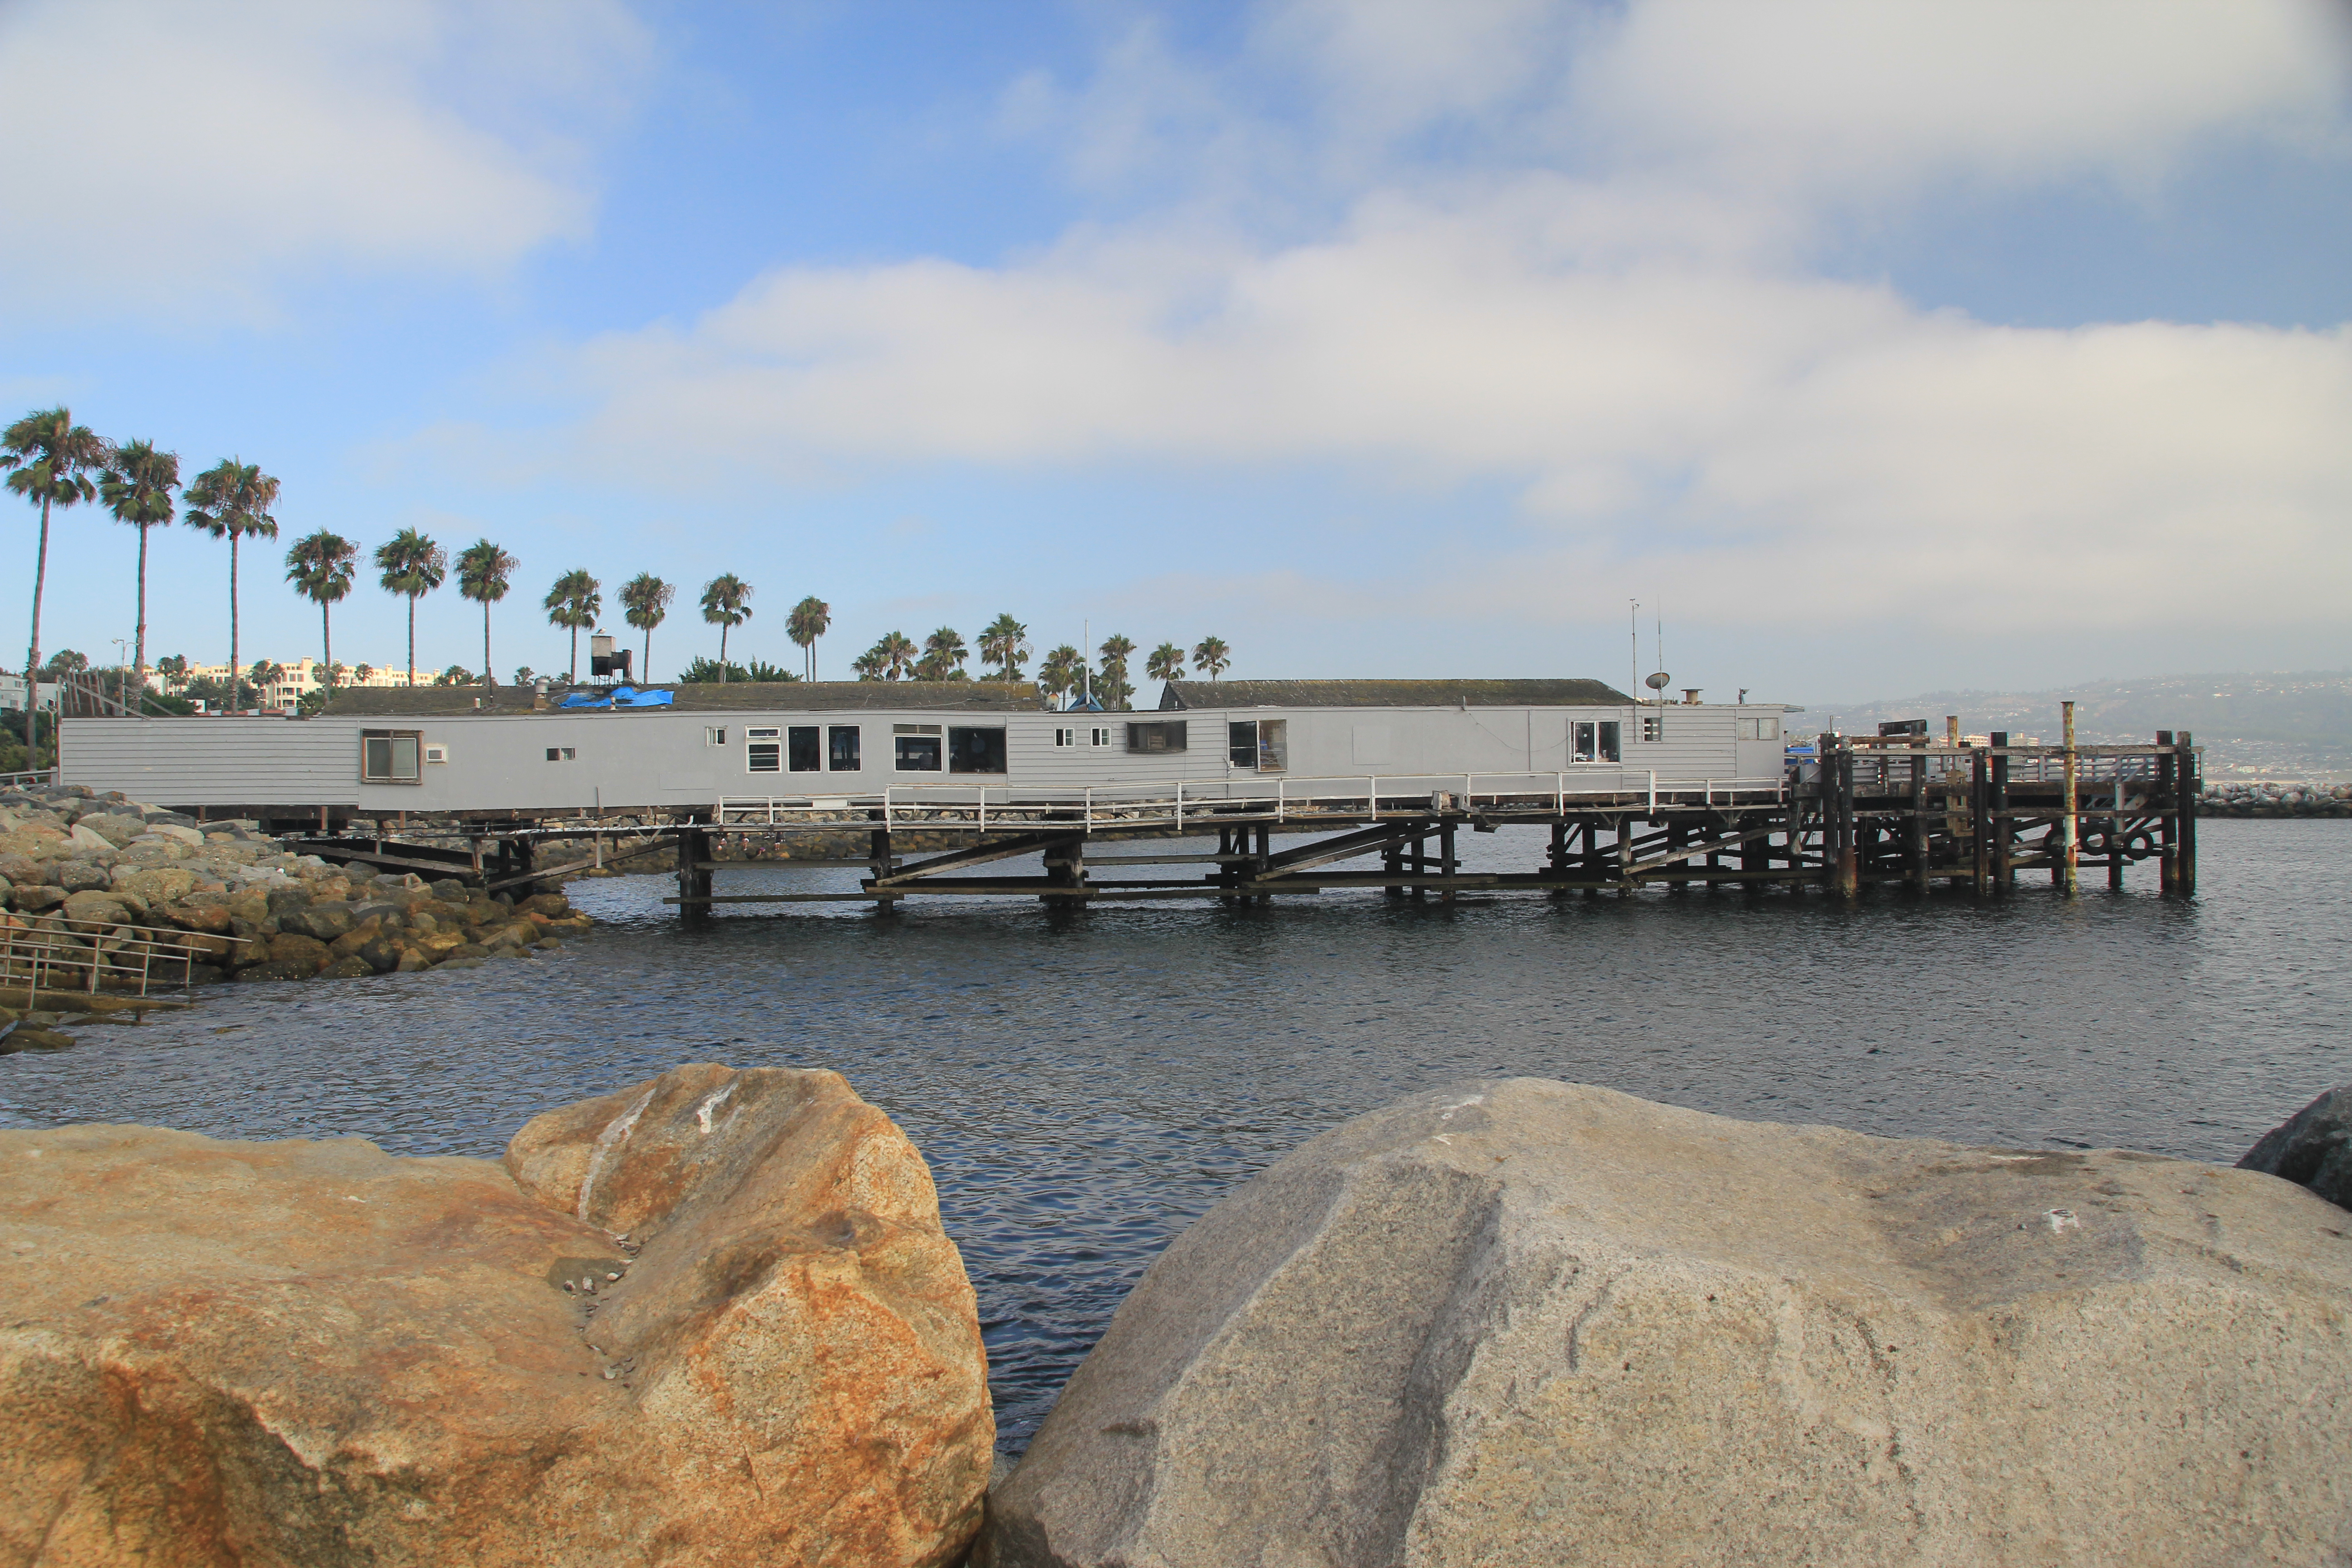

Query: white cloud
left=0, top=0, right=647, bottom=323
left=514, top=0, right=2352, bottom=647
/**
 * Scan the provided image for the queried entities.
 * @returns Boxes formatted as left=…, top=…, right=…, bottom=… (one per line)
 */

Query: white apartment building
left=176, top=657, right=444, bottom=710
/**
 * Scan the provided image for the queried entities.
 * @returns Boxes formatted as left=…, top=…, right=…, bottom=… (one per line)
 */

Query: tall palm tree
left=620, top=572, right=674, bottom=681
left=916, top=625, right=968, bottom=681
left=699, top=574, right=753, bottom=682
left=1097, top=633, right=1136, bottom=710
left=1146, top=641, right=1186, bottom=684
left=284, top=531, right=357, bottom=697
left=878, top=629, right=918, bottom=680
left=544, top=569, right=602, bottom=683
left=788, top=595, right=831, bottom=680
left=851, top=645, right=886, bottom=680
left=1191, top=636, right=1232, bottom=681
left=1039, top=644, right=1084, bottom=707
left=373, top=528, right=447, bottom=688
left=456, top=539, right=518, bottom=686
left=98, top=439, right=179, bottom=686
left=4, top=408, right=108, bottom=741
left=184, top=459, right=281, bottom=708
left=980, top=613, right=1030, bottom=683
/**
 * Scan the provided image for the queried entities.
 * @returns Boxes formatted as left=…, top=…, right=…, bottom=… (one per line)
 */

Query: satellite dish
left=1644, top=671, right=1672, bottom=691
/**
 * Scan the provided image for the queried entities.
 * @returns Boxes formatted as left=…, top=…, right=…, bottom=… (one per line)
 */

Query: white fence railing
left=715, top=771, right=1788, bottom=833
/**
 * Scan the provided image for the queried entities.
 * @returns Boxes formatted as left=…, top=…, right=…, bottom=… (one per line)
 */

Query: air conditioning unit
left=424, top=744, right=449, bottom=765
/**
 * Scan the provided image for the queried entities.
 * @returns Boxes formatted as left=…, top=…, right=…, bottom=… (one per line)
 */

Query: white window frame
left=746, top=726, right=782, bottom=773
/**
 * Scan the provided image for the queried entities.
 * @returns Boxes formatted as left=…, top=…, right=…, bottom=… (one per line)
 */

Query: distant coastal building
left=174, top=657, right=419, bottom=709
left=0, top=673, right=59, bottom=714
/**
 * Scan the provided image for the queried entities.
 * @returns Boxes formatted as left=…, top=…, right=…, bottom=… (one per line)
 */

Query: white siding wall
left=61, top=717, right=357, bottom=806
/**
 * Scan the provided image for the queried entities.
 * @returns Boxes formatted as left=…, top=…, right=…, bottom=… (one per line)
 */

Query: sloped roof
left=321, top=681, right=1047, bottom=717
left=1157, top=678, right=1636, bottom=710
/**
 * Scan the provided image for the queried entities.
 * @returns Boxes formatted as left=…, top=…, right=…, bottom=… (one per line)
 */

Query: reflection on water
left=5, top=819, right=2347, bottom=1453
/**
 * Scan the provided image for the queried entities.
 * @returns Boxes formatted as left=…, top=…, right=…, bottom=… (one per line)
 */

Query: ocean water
left=5, top=818, right=2347, bottom=1454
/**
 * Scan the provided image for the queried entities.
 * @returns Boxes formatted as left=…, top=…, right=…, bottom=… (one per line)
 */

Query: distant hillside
left=1807, top=671, right=2352, bottom=781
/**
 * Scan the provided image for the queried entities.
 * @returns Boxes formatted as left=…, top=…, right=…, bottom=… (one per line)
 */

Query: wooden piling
left=2156, top=730, right=2177, bottom=895
left=1989, top=731, right=2012, bottom=891
left=1970, top=750, right=1989, bottom=895
left=2058, top=700, right=2080, bottom=897
left=2176, top=730, right=2198, bottom=897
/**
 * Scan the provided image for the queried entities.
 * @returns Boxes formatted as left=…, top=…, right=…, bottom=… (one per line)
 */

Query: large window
left=1127, top=720, right=1187, bottom=754
left=949, top=726, right=1007, bottom=774
left=828, top=725, right=861, bottom=770
left=746, top=726, right=782, bottom=772
left=788, top=725, right=822, bottom=772
left=361, top=730, right=422, bottom=784
left=1227, top=719, right=1287, bottom=770
left=895, top=723, right=942, bottom=771
left=1571, top=721, right=1621, bottom=763
left=1739, top=716, right=1781, bottom=740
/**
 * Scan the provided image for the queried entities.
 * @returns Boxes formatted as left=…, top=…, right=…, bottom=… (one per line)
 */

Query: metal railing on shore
left=1, top=916, right=251, bottom=998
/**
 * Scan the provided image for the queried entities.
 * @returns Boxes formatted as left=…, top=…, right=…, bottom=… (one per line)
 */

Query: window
left=541, top=746, right=576, bottom=763
left=705, top=726, right=728, bottom=746
left=1739, top=716, right=1781, bottom=741
left=1572, top=721, right=1622, bottom=763
left=1227, top=719, right=1288, bottom=770
left=788, top=725, right=821, bottom=772
left=828, top=725, right=860, bottom=771
left=1127, top=720, right=1187, bottom=754
left=746, top=726, right=781, bottom=773
left=1055, top=727, right=1077, bottom=748
left=949, top=726, right=1007, bottom=773
left=362, top=730, right=422, bottom=784
left=1090, top=727, right=1112, bottom=747
left=1642, top=715, right=1663, bottom=743
left=423, top=744, right=448, bottom=765
left=895, top=723, right=942, bottom=771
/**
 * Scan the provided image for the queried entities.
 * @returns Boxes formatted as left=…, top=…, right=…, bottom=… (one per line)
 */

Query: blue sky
left=5, top=0, right=2348, bottom=703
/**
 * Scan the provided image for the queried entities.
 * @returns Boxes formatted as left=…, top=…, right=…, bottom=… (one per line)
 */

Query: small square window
left=1642, top=715, right=1663, bottom=743
left=545, top=747, right=561, bottom=762
left=706, top=726, right=728, bottom=746
left=1055, top=727, right=1076, bottom=748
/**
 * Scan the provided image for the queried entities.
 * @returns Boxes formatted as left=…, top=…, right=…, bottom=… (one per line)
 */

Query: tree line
left=846, top=621, right=1232, bottom=709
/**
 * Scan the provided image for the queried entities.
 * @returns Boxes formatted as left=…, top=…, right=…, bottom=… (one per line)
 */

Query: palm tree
left=456, top=539, right=518, bottom=687
left=250, top=659, right=285, bottom=706
left=284, top=531, right=357, bottom=696
left=699, top=574, right=753, bottom=681
left=851, top=645, right=886, bottom=680
left=1146, top=641, right=1186, bottom=684
left=620, top=573, right=674, bottom=681
left=1097, top=633, right=1136, bottom=710
left=788, top=595, right=831, bottom=680
left=544, top=569, right=602, bottom=683
left=916, top=625, right=968, bottom=681
left=155, top=654, right=189, bottom=690
left=1039, top=644, right=1084, bottom=706
left=5, top=408, right=108, bottom=742
left=979, top=613, right=1030, bottom=683
left=1191, top=636, right=1232, bottom=681
left=352, top=663, right=373, bottom=684
left=98, top=439, right=178, bottom=683
left=184, top=459, right=281, bottom=707
left=373, top=528, right=447, bottom=688
left=878, top=629, right=918, bottom=680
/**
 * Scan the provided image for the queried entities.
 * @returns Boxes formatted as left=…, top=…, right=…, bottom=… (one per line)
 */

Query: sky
left=3, top=0, right=2349, bottom=705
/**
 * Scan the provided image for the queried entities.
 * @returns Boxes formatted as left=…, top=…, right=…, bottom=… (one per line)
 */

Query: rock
left=145, top=822, right=205, bottom=846
left=232, top=957, right=318, bottom=983
left=280, top=901, right=357, bottom=941
left=112, top=864, right=198, bottom=905
left=446, top=942, right=492, bottom=962
left=358, top=936, right=405, bottom=972
left=63, top=822, right=113, bottom=853
left=0, top=826, right=67, bottom=857
left=266, top=931, right=333, bottom=973
left=225, top=890, right=269, bottom=925
left=0, top=1026, right=75, bottom=1052
left=429, top=877, right=468, bottom=902
left=986, top=1079, right=2352, bottom=1568
left=318, top=954, right=375, bottom=979
left=74, top=812, right=145, bottom=848
left=0, top=1068, right=990, bottom=1564
left=265, top=885, right=312, bottom=919
left=2238, top=1086, right=2352, bottom=1210
left=158, top=898, right=233, bottom=933
left=59, top=890, right=134, bottom=930
left=517, top=892, right=571, bottom=918
left=53, top=860, right=111, bottom=893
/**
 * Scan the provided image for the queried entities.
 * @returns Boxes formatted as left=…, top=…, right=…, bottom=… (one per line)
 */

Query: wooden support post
left=1833, top=745, right=1860, bottom=898
left=1784, top=792, right=1804, bottom=893
left=676, top=822, right=713, bottom=916
left=2107, top=778, right=2126, bottom=892
left=1410, top=830, right=1427, bottom=902
left=1741, top=811, right=1766, bottom=886
left=2058, top=700, right=2080, bottom=896
left=1970, top=750, right=1990, bottom=895
left=1989, top=732, right=2012, bottom=891
left=1906, top=746, right=1928, bottom=891
left=1438, top=818, right=1457, bottom=904
left=868, top=813, right=898, bottom=912
left=1615, top=813, right=1633, bottom=895
left=1548, top=820, right=1568, bottom=893
left=1254, top=822, right=1273, bottom=906
left=2156, top=731, right=2177, bottom=895
left=2176, top=731, right=2197, bottom=897
left=1383, top=838, right=1405, bottom=900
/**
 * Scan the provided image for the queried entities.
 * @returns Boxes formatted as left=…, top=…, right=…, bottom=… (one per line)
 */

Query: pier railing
left=715, top=771, right=1788, bottom=834
left=0, top=916, right=250, bottom=998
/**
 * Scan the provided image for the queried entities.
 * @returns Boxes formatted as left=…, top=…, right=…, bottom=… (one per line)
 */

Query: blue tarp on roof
left=557, top=685, right=675, bottom=710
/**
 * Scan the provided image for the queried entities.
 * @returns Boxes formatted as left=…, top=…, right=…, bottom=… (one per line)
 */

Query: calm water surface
left=5, top=818, right=2347, bottom=1453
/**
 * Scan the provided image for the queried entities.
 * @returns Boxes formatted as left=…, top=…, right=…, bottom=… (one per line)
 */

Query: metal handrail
left=1, top=915, right=253, bottom=999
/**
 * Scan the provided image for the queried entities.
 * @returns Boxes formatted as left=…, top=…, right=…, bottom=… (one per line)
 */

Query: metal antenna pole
left=1628, top=599, right=1639, bottom=701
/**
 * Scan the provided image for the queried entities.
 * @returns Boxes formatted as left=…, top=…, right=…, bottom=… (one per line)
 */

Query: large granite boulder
left=2239, top=1085, right=2352, bottom=1209
left=1, top=1063, right=993, bottom=1567
left=986, top=1078, right=2352, bottom=1568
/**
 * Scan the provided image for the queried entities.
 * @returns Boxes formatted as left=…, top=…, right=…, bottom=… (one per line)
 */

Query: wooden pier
left=646, top=725, right=2199, bottom=911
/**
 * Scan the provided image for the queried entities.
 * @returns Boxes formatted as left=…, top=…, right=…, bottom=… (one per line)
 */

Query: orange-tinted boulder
left=0, top=1064, right=992, bottom=1566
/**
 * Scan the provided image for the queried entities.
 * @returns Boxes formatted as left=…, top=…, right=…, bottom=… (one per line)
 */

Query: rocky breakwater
left=0, top=1062, right=994, bottom=1566
left=0, top=784, right=595, bottom=1019
left=987, top=1079, right=2352, bottom=1567
left=2199, top=780, right=2352, bottom=817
